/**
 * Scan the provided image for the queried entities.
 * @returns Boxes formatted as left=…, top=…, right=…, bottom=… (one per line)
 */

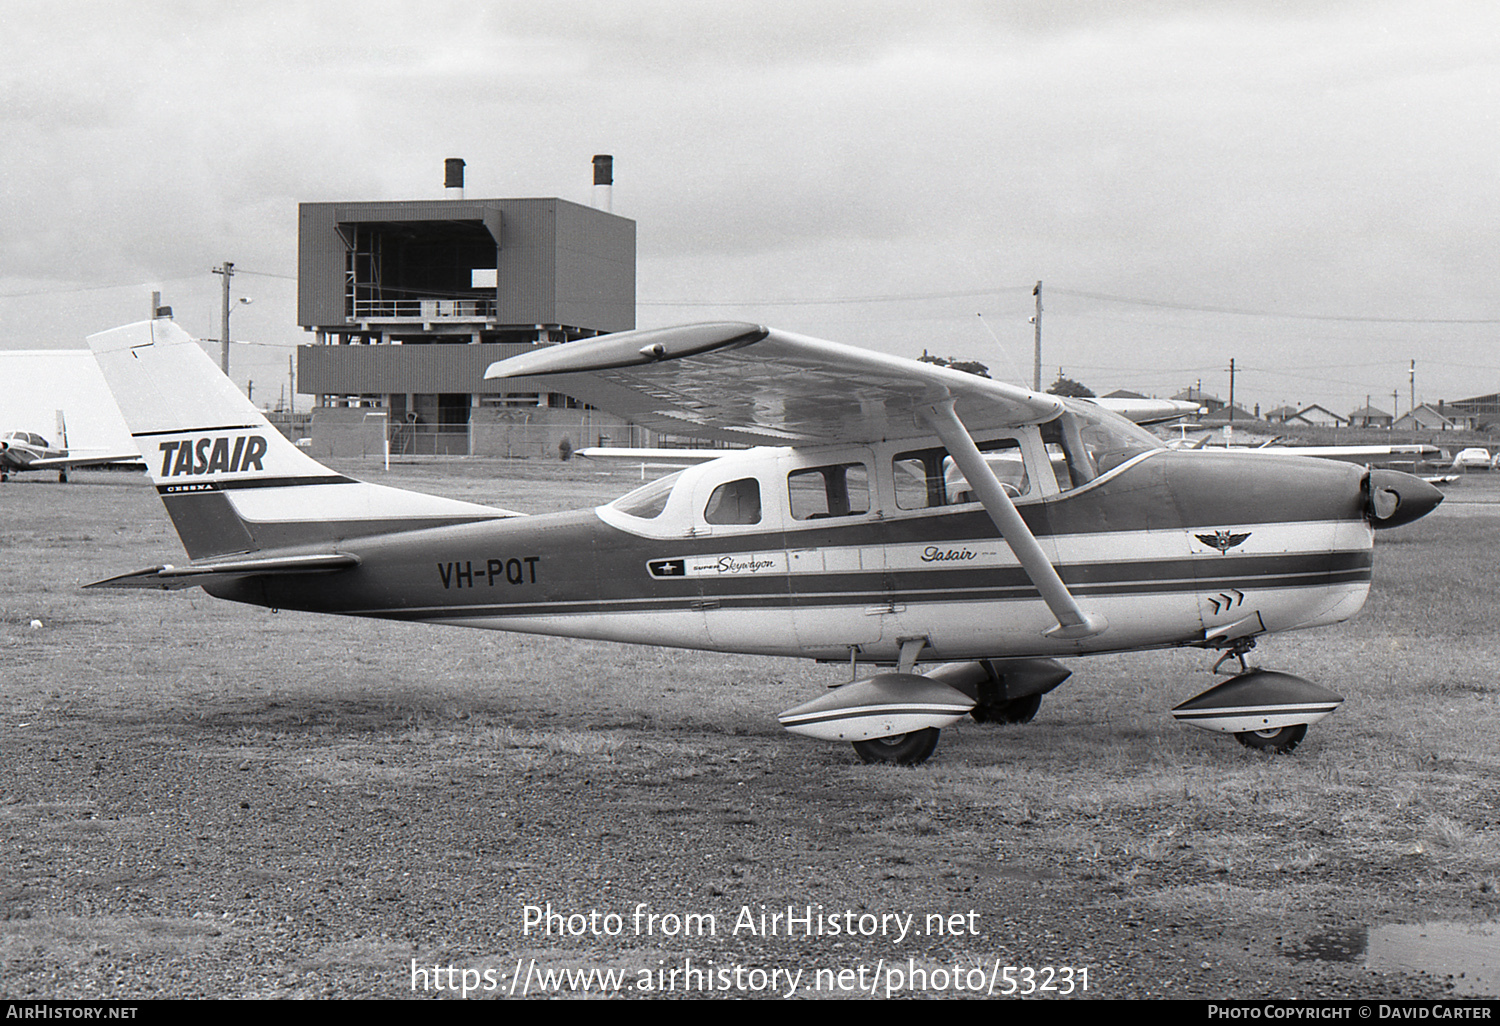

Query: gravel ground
left=2, top=468, right=1493, bottom=1001
left=0, top=700, right=1468, bottom=1000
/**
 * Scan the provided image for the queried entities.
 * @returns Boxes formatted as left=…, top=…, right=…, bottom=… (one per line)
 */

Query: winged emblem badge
left=1196, top=529, right=1251, bottom=554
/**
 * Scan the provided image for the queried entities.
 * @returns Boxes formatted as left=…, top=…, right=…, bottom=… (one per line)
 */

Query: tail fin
left=55, top=410, right=68, bottom=450
left=88, top=320, right=519, bottom=561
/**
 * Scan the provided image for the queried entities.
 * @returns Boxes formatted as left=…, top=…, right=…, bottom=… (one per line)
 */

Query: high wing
left=488, top=322, right=1106, bottom=639
left=485, top=322, right=1064, bottom=446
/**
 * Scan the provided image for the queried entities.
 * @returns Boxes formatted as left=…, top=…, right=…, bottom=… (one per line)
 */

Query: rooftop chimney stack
left=444, top=158, right=466, bottom=199
left=592, top=154, right=613, bottom=212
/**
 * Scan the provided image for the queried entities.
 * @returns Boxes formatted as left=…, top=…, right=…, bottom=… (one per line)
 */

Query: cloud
left=1, top=0, right=1497, bottom=409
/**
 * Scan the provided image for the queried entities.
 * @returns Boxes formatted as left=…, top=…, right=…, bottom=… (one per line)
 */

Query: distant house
left=1172, top=387, right=1224, bottom=414
left=1198, top=404, right=1256, bottom=424
left=1103, top=389, right=1150, bottom=400
left=1264, top=405, right=1300, bottom=424
left=1349, top=406, right=1393, bottom=429
left=1393, top=403, right=1475, bottom=432
left=1290, top=405, right=1348, bottom=428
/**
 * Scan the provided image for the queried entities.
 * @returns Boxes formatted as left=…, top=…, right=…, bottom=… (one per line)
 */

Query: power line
left=0, top=280, right=182, bottom=299
left=0, top=267, right=295, bottom=300
left=1047, top=287, right=1500, bottom=324
left=639, top=286, right=1034, bottom=307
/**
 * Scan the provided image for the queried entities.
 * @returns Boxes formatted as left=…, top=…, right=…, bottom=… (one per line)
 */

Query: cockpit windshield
left=4, top=432, right=49, bottom=447
left=1041, top=401, right=1164, bottom=489
left=607, top=471, right=683, bottom=520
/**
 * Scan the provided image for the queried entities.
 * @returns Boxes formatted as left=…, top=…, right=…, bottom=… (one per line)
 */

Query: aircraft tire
left=851, top=728, right=940, bottom=767
left=972, top=693, right=1042, bottom=724
left=1234, top=724, right=1307, bottom=754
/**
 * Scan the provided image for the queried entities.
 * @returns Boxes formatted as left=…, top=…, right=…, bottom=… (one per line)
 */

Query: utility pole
left=1409, top=360, right=1415, bottom=417
left=1031, top=281, right=1043, bottom=392
left=1228, top=359, right=1236, bottom=422
left=213, top=261, right=235, bottom=374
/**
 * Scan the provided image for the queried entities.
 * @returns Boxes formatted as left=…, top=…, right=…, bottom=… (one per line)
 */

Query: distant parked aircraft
left=0, top=412, right=139, bottom=482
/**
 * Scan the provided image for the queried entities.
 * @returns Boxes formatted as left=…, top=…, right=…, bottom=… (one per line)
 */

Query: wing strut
left=920, top=399, right=1107, bottom=641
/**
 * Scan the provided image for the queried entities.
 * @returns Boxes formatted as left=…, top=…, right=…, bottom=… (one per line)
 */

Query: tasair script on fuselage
left=157, top=435, right=268, bottom=477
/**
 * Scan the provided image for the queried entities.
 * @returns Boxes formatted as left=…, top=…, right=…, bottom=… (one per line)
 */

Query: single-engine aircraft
left=86, top=318, right=1443, bottom=765
left=1, top=412, right=139, bottom=482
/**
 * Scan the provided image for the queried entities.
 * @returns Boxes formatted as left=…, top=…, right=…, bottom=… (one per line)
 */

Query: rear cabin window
left=608, top=471, right=681, bottom=520
left=788, top=462, right=870, bottom=520
left=893, top=439, right=1028, bottom=509
left=704, top=478, right=762, bottom=525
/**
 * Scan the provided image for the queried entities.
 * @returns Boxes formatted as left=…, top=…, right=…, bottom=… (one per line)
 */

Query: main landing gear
left=816, top=659, right=1069, bottom=767
left=851, top=728, right=942, bottom=767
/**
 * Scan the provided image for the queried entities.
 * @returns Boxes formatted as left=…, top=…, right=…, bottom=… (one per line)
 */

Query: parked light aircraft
left=0, top=412, right=139, bottom=482
left=86, top=319, right=1442, bottom=765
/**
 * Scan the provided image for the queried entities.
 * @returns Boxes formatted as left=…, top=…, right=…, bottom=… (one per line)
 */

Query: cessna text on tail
left=86, top=319, right=1441, bottom=765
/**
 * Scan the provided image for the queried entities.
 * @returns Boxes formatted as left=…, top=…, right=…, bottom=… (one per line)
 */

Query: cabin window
left=608, top=470, right=681, bottom=520
left=893, top=439, right=1027, bottom=509
left=704, top=478, right=762, bottom=525
left=788, top=462, right=870, bottom=520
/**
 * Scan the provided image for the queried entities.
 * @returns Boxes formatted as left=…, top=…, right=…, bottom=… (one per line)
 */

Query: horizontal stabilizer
left=88, top=552, right=360, bottom=590
left=27, top=453, right=142, bottom=470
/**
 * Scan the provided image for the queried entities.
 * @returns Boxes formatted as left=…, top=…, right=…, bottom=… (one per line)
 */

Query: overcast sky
left=3, top=0, right=1497, bottom=417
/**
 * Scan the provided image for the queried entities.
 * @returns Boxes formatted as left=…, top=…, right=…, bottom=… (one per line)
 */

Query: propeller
left=1362, top=468, right=1444, bottom=529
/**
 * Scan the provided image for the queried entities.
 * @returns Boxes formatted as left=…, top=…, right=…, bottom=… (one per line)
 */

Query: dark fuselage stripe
left=340, top=564, right=1372, bottom=622
left=156, top=475, right=357, bottom=494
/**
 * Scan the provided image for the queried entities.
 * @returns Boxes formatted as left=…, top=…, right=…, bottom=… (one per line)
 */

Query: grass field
left=3, top=458, right=1499, bottom=996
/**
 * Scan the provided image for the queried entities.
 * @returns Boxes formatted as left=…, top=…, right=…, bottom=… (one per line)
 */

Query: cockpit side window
left=1041, top=415, right=1097, bottom=490
left=893, top=438, right=1028, bottom=509
left=704, top=477, right=762, bottom=525
left=788, top=462, right=870, bottom=520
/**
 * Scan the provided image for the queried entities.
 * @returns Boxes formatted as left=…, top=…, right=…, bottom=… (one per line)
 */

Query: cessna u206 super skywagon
left=87, top=318, right=1442, bottom=765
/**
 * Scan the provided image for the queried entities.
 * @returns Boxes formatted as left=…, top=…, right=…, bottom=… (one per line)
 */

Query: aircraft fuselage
left=209, top=446, right=1376, bottom=665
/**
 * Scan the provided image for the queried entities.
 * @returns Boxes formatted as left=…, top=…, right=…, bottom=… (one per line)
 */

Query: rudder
left=89, top=319, right=517, bottom=560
